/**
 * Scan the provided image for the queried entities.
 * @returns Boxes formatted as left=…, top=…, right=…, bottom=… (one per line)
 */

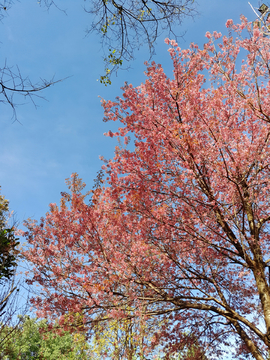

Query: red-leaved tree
left=23, top=17, right=270, bottom=360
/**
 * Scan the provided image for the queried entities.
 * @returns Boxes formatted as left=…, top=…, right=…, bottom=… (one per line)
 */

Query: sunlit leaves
left=23, top=18, right=270, bottom=359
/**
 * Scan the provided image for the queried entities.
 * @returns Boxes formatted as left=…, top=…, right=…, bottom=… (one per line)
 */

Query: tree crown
left=23, top=17, right=270, bottom=360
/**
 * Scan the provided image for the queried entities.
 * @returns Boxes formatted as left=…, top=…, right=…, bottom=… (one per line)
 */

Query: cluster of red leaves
left=23, top=17, right=270, bottom=360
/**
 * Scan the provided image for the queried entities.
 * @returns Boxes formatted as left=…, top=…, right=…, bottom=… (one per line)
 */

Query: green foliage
left=0, top=191, right=9, bottom=228
left=88, top=0, right=197, bottom=85
left=137, top=8, right=152, bottom=21
left=101, top=14, right=116, bottom=35
left=89, top=317, right=208, bottom=360
left=0, top=316, right=91, bottom=359
left=0, top=189, right=19, bottom=280
left=99, top=49, right=123, bottom=86
left=90, top=318, right=149, bottom=359
left=0, top=228, right=19, bottom=280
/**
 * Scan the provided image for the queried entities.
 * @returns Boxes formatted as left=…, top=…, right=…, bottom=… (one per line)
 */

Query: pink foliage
left=23, top=18, right=270, bottom=359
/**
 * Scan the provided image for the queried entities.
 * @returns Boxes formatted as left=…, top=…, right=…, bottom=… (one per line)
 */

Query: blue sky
left=0, top=0, right=259, bottom=226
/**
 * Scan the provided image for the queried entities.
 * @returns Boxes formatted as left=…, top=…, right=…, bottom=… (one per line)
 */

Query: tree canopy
left=84, top=0, right=197, bottom=84
left=21, top=17, right=270, bottom=360
left=29, top=0, right=197, bottom=85
left=0, top=188, right=19, bottom=281
left=0, top=0, right=197, bottom=114
left=1, top=315, right=90, bottom=359
left=0, top=1, right=59, bottom=120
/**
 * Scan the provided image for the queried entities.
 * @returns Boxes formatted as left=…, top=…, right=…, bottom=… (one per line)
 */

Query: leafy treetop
left=23, top=17, right=270, bottom=360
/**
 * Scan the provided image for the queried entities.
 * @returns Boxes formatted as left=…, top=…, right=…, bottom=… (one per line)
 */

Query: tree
left=0, top=59, right=58, bottom=119
left=0, top=188, right=19, bottom=280
left=89, top=317, right=208, bottom=359
left=0, top=315, right=91, bottom=359
left=0, top=268, right=30, bottom=358
left=0, top=2, right=59, bottom=120
left=90, top=318, right=150, bottom=359
left=37, top=0, right=197, bottom=85
left=84, top=0, right=197, bottom=84
left=0, top=0, right=196, bottom=114
left=22, top=17, right=270, bottom=359
left=90, top=315, right=163, bottom=359
left=0, top=59, right=59, bottom=120
left=0, top=188, right=29, bottom=357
